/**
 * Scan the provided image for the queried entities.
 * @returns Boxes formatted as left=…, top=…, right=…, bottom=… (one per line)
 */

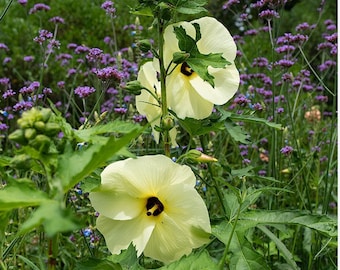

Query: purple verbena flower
left=29, top=3, right=50, bottom=14
left=222, top=0, right=240, bottom=10
left=74, top=86, right=96, bottom=98
left=101, top=1, right=116, bottom=16
left=0, top=43, right=9, bottom=51
left=24, top=55, right=34, bottom=62
left=49, top=16, right=65, bottom=24
left=259, top=9, right=280, bottom=19
left=2, top=89, right=16, bottom=99
left=86, top=48, right=103, bottom=62
left=94, top=67, right=123, bottom=81
left=17, top=0, right=27, bottom=6
left=280, top=145, right=294, bottom=156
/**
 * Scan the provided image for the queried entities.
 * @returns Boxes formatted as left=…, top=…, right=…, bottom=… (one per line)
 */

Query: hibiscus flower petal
left=190, top=65, right=240, bottom=105
left=96, top=214, right=156, bottom=256
left=166, top=68, right=214, bottom=119
left=89, top=189, right=144, bottom=220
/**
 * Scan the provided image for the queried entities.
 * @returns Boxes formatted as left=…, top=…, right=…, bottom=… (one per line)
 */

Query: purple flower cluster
left=29, top=3, right=50, bottom=15
left=74, top=86, right=96, bottom=98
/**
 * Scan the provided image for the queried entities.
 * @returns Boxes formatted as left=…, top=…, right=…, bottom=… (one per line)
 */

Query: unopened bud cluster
left=9, top=107, right=60, bottom=153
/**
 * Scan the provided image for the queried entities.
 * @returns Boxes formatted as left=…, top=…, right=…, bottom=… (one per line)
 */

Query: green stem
left=157, top=18, right=170, bottom=157
left=218, top=203, right=242, bottom=270
left=0, top=0, right=13, bottom=22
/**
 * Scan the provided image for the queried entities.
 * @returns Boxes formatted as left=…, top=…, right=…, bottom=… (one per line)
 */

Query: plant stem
left=157, top=18, right=170, bottom=157
left=218, top=203, right=242, bottom=270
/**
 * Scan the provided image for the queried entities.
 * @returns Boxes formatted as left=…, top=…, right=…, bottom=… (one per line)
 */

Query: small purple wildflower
left=2, top=89, right=16, bottom=99
left=0, top=123, right=9, bottom=131
left=86, top=48, right=103, bottom=62
left=17, top=0, right=27, bottom=6
left=276, top=107, right=284, bottom=114
left=74, top=86, right=96, bottom=98
left=49, top=16, right=65, bottom=24
left=13, top=100, right=33, bottom=111
left=259, top=9, right=280, bottom=19
left=315, top=95, right=328, bottom=103
left=222, top=0, right=240, bottom=10
left=3, top=57, right=11, bottom=64
left=23, top=56, right=34, bottom=62
left=280, top=146, right=294, bottom=156
left=258, top=170, right=267, bottom=176
left=29, top=3, right=50, bottom=14
left=0, top=43, right=9, bottom=51
left=114, top=107, right=128, bottom=114
left=101, top=1, right=116, bottom=16
left=94, top=67, right=123, bottom=81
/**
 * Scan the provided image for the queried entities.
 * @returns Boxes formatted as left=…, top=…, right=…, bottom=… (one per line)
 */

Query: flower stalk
left=157, top=17, right=170, bottom=157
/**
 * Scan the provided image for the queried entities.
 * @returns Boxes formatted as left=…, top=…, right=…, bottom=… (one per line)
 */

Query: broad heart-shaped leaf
left=173, top=25, right=229, bottom=87
left=56, top=126, right=142, bottom=193
left=239, top=210, right=337, bottom=238
left=19, top=200, right=81, bottom=237
left=161, top=250, right=218, bottom=270
left=212, top=222, right=270, bottom=270
left=0, top=178, right=48, bottom=210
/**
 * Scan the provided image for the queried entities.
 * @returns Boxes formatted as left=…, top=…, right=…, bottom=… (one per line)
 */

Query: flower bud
left=138, top=39, right=152, bottom=52
left=161, top=114, right=175, bottom=130
left=24, top=128, right=37, bottom=140
left=40, top=108, right=52, bottom=122
left=9, top=129, right=28, bottom=145
left=29, top=134, right=51, bottom=153
left=124, top=80, right=143, bottom=95
left=172, top=52, right=190, bottom=64
left=44, top=122, right=60, bottom=136
left=34, top=121, right=46, bottom=132
left=187, top=149, right=218, bottom=163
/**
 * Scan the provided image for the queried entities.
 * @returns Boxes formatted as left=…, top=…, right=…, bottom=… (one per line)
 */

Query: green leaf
left=171, top=0, right=208, bottom=15
left=19, top=200, right=81, bottom=237
left=257, top=225, right=299, bottom=270
left=161, top=250, right=218, bottom=270
left=74, top=121, right=138, bottom=143
left=107, top=244, right=139, bottom=269
left=56, top=126, right=142, bottom=193
left=75, top=258, right=122, bottom=270
left=225, top=119, right=251, bottom=144
left=240, top=210, right=337, bottom=237
left=173, top=25, right=229, bottom=87
left=174, top=112, right=224, bottom=136
left=212, top=222, right=270, bottom=270
left=0, top=179, right=48, bottom=210
left=218, top=108, right=282, bottom=130
left=17, top=255, right=41, bottom=270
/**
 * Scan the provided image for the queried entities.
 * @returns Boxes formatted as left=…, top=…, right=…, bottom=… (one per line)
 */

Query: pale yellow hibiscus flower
left=89, top=155, right=211, bottom=264
left=135, top=62, right=177, bottom=147
left=162, top=16, right=240, bottom=119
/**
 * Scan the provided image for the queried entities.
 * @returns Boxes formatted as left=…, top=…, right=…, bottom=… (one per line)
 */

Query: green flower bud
left=44, top=123, right=60, bottom=136
left=9, top=129, right=28, bottom=145
left=34, top=121, right=46, bottom=132
left=24, top=128, right=37, bottom=140
left=138, top=39, right=152, bottom=52
left=187, top=150, right=218, bottom=163
left=40, top=108, right=52, bottom=122
left=30, top=134, right=51, bottom=153
left=161, top=114, right=175, bottom=130
left=172, top=52, right=190, bottom=64
left=124, top=80, right=143, bottom=95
